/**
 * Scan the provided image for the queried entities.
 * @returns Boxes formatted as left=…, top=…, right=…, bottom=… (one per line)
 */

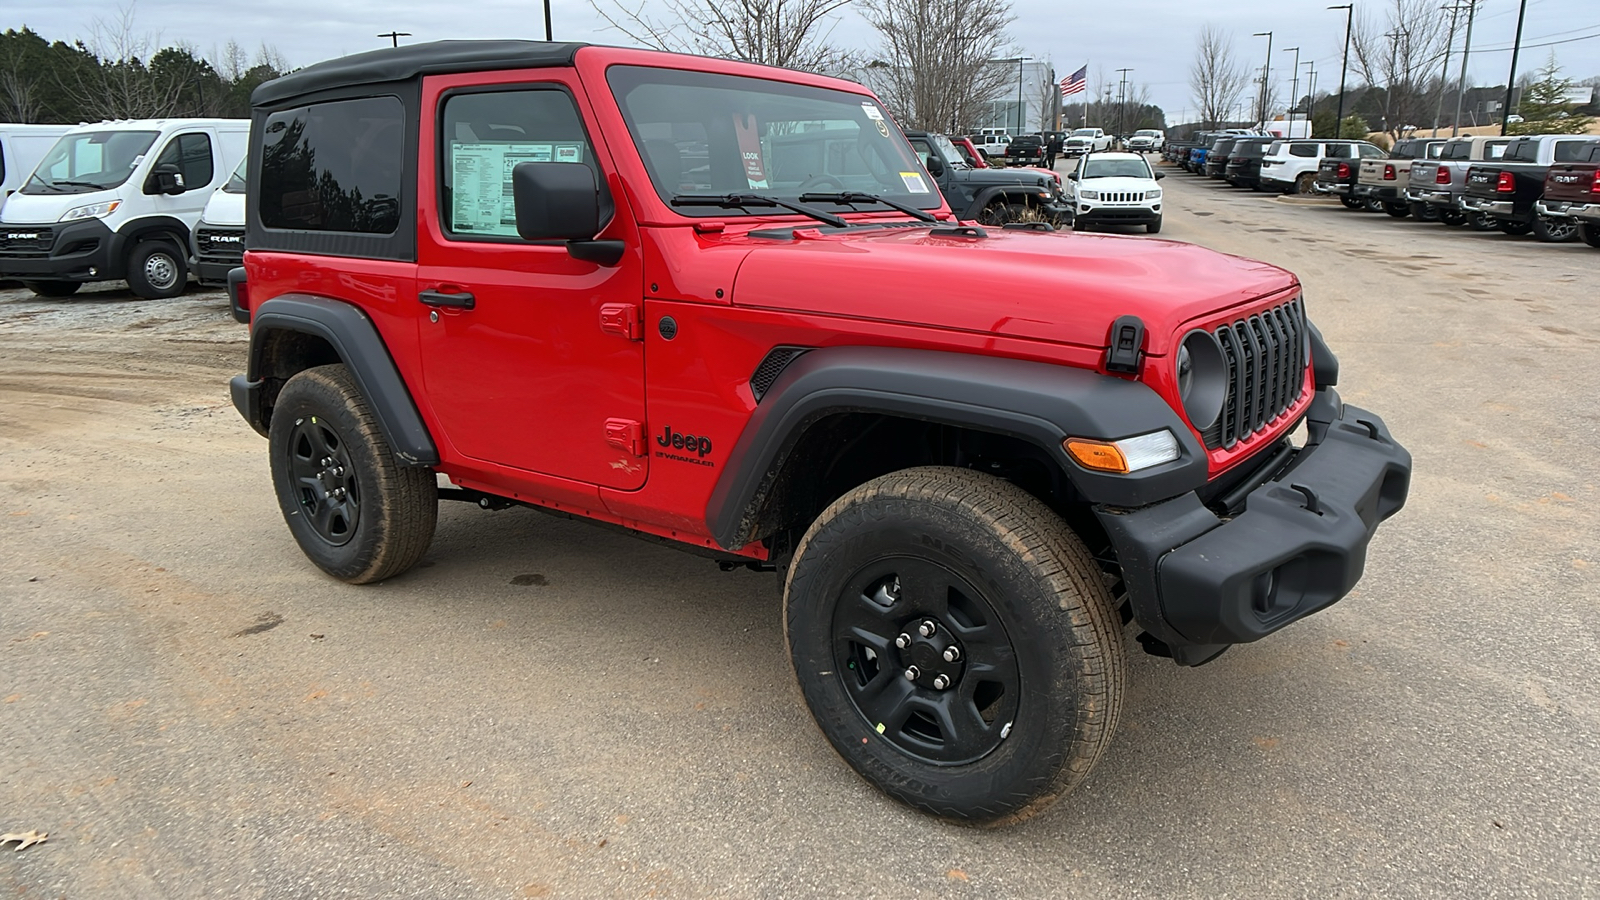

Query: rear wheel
left=1338, top=195, right=1362, bottom=209
left=1438, top=209, right=1467, bottom=226
left=1408, top=202, right=1439, bottom=222
left=1362, top=196, right=1385, bottom=213
left=21, top=280, right=81, bottom=298
left=126, top=240, right=188, bottom=299
left=269, top=364, right=438, bottom=583
left=1497, top=219, right=1533, bottom=236
left=1531, top=215, right=1578, bottom=243
left=1467, top=211, right=1499, bottom=231
left=1294, top=172, right=1317, bottom=195
left=1383, top=202, right=1410, bottom=218
left=1581, top=221, right=1600, bottom=248
left=784, top=467, right=1126, bottom=825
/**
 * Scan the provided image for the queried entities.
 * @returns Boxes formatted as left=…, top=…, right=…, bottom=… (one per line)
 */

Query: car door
left=148, top=129, right=218, bottom=219
left=415, top=73, right=648, bottom=491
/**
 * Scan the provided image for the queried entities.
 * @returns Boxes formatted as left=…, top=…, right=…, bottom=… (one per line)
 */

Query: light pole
left=1451, top=0, right=1479, bottom=136
left=1116, top=67, right=1133, bottom=138
left=1434, top=3, right=1469, bottom=135
left=1283, top=47, right=1301, bottom=133
left=1304, top=61, right=1318, bottom=132
left=1253, top=32, right=1273, bottom=126
left=1329, top=5, right=1354, bottom=137
left=543, top=0, right=554, bottom=40
left=1501, top=0, right=1529, bottom=132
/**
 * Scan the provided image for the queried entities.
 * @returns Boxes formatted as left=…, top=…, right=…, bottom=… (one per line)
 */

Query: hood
left=962, top=168, right=1055, bottom=189
left=0, top=188, right=122, bottom=226
left=730, top=226, right=1295, bottom=353
left=200, top=187, right=246, bottom=227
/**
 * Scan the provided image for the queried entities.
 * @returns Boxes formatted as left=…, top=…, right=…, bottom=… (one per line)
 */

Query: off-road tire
left=1294, top=173, right=1317, bottom=195
left=1531, top=215, right=1578, bottom=243
left=1581, top=221, right=1600, bottom=248
left=126, top=240, right=188, bottom=299
left=22, top=280, right=81, bottom=297
left=269, top=364, right=437, bottom=584
left=783, top=466, right=1126, bottom=826
left=1497, top=219, right=1533, bottom=236
left=1338, top=195, right=1362, bottom=209
left=1146, top=218, right=1162, bottom=234
left=1383, top=202, right=1410, bottom=218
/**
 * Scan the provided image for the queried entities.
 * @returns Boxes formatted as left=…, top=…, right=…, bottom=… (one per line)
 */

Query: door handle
left=419, top=289, right=475, bottom=310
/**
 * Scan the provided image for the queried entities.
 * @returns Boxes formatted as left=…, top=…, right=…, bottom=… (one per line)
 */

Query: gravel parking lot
left=2, top=172, right=1597, bottom=898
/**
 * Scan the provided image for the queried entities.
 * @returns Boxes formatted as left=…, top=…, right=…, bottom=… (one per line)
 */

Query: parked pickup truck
left=1535, top=141, right=1600, bottom=249
left=1460, top=134, right=1600, bottom=240
left=912, top=130, right=1072, bottom=224
left=228, top=39, right=1409, bottom=827
left=1351, top=138, right=1445, bottom=217
left=1405, top=135, right=1512, bottom=226
left=1063, top=128, right=1112, bottom=157
left=1004, top=134, right=1047, bottom=166
left=969, top=131, right=1012, bottom=160
left=1314, top=142, right=1387, bottom=208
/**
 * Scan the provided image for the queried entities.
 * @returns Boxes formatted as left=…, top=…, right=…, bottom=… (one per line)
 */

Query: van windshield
left=22, top=130, right=159, bottom=194
left=608, top=66, right=939, bottom=214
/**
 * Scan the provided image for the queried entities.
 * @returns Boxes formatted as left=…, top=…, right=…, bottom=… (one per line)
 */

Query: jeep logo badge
left=656, top=426, right=712, bottom=457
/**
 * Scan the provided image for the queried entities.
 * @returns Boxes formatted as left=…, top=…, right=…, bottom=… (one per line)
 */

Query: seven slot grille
left=1201, top=297, right=1308, bottom=450
left=1096, top=191, right=1147, bottom=204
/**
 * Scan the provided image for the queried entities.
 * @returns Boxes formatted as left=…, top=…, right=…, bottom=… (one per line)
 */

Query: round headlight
left=1177, top=330, right=1227, bottom=431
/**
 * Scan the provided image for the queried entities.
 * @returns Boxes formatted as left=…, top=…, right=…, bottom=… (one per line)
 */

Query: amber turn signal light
left=1064, top=438, right=1129, bottom=473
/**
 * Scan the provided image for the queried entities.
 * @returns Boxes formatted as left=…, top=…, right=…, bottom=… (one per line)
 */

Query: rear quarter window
left=1554, top=141, right=1598, bottom=163
left=259, top=95, right=405, bottom=234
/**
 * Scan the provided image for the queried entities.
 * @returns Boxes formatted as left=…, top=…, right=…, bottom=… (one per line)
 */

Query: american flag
left=1060, top=65, right=1087, bottom=97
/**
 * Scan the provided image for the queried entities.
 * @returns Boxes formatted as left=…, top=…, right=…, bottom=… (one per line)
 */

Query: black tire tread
left=783, top=466, right=1126, bottom=826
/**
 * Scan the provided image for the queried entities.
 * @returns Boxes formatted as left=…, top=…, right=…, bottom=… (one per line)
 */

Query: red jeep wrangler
left=229, top=41, right=1411, bottom=824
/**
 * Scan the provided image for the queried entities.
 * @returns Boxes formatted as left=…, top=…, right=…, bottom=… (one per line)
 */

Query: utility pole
left=1253, top=32, right=1273, bottom=126
left=1452, top=0, right=1478, bottom=136
left=1283, top=47, right=1301, bottom=133
left=1501, top=0, right=1529, bottom=133
left=377, top=31, right=412, bottom=48
left=1016, top=57, right=1032, bottom=133
left=1330, top=4, right=1354, bottom=137
left=544, top=0, right=554, bottom=40
left=1116, top=67, right=1133, bottom=138
left=1433, top=4, right=1468, bottom=134
left=1304, top=61, right=1318, bottom=132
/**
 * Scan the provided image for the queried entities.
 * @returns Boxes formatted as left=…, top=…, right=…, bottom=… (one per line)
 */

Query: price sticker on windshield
left=861, top=103, right=885, bottom=122
left=899, top=172, right=930, bottom=194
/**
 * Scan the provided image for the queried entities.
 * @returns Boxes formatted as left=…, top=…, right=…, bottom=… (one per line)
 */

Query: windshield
left=1082, top=158, right=1151, bottom=179
left=920, top=134, right=969, bottom=170
left=1071, top=129, right=1097, bottom=137
left=1135, top=130, right=1160, bottom=137
left=223, top=157, right=247, bottom=193
left=21, top=130, right=159, bottom=194
left=609, top=66, right=939, bottom=214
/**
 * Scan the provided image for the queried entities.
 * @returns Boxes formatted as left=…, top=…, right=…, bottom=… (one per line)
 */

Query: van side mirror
left=925, top=156, right=945, bottom=177
left=146, top=163, right=185, bottom=195
left=512, top=162, right=623, bottom=266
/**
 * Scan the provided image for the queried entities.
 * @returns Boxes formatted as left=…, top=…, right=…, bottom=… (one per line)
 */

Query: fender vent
left=749, top=346, right=811, bottom=401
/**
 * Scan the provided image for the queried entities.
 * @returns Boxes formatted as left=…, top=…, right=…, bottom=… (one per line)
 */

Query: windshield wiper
left=798, top=191, right=938, bottom=223
left=670, top=193, right=848, bottom=229
left=49, top=180, right=107, bottom=191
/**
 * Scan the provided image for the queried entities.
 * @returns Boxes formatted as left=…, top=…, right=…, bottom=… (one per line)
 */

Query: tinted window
left=1505, top=140, right=1539, bottom=162
left=154, top=132, right=214, bottom=191
left=1443, top=141, right=1471, bottom=160
left=1359, top=144, right=1385, bottom=158
left=1326, top=144, right=1351, bottom=158
left=440, top=89, right=595, bottom=239
left=260, top=96, right=404, bottom=234
left=1291, top=143, right=1318, bottom=157
left=1554, top=140, right=1598, bottom=163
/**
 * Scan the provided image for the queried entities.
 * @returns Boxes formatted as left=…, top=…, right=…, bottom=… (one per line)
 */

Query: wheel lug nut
left=894, top=633, right=911, bottom=649
left=918, top=620, right=936, bottom=637
left=903, top=666, right=920, bottom=681
left=932, top=674, right=950, bottom=690
left=942, top=646, right=961, bottom=663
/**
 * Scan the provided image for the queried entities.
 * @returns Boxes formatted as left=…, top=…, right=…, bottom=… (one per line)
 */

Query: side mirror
left=146, top=163, right=185, bottom=195
left=925, top=156, right=945, bottom=178
left=512, top=162, right=623, bottom=265
left=1066, top=172, right=1079, bottom=181
left=1154, top=171, right=1165, bottom=180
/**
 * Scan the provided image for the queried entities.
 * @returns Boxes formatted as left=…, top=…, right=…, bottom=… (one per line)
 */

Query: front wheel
left=1581, top=221, right=1600, bottom=248
left=126, top=241, right=188, bottom=299
left=269, top=364, right=438, bottom=583
left=1146, top=218, right=1162, bottom=234
left=784, top=467, right=1126, bottom=825
left=21, top=280, right=81, bottom=297
left=1532, top=215, right=1578, bottom=243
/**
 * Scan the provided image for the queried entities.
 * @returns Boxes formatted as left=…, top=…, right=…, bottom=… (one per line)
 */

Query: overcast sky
left=8, top=0, right=1597, bottom=122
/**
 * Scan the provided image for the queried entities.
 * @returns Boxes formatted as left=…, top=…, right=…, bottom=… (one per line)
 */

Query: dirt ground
left=2, top=178, right=1597, bottom=898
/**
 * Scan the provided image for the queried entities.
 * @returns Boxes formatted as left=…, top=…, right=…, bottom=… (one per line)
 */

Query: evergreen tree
left=1509, top=53, right=1592, bottom=135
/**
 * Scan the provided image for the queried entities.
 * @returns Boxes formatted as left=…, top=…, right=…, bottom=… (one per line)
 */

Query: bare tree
left=0, top=36, right=44, bottom=122
left=1350, top=0, right=1451, bottom=137
left=61, top=3, right=186, bottom=119
left=592, top=0, right=856, bottom=74
left=859, top=0, right=1015, bottom=132
left=1189, top=24, right=1250, bottom=130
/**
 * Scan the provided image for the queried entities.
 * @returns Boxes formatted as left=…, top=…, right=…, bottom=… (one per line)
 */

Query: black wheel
left=1383, top=202, right=1410, bottom=218
left=1146, top=218, right=1162, bottom=234
left=1467, top=211, right=1499, bottom=231
left=21, top=280, right=81, bottom=297
left=1409, top=202, right=1440, bottom=222
left=1531, top=215, right=1578, bottom=243
left=975, top=202, right=1008, bottom=226
left=1497, top=219, right=1532, bottom=236
left=784, top=467, right=1126, bottom=825
left=1438, top=209, right=1467, bottom=226
left=1338, top=195, right=1362, bottom=209
left=126, top=240, right=188, bottom=299
left=269, top=364, right=438, bottom=583
left=1581, top=222, right=1600, bottom=248
left=1294, top=173, right=1317, bottom=195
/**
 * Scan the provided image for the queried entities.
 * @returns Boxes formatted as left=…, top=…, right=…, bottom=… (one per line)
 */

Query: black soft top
left=253, top=40, right=587, bottom=107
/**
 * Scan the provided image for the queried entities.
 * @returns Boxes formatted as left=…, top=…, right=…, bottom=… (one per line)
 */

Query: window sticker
left=449, top=141, right=585, bottom=236
left=899, top=171, right=929, bottom=194
left=861, top=103, right=885, bottom=122
left=731, top=113, right=769, bottom=189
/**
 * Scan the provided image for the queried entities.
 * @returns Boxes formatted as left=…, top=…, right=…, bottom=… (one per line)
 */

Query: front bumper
left=1073, top=203, right=1160, bottom=226
left=1096, top=389, right=1411, bottom=666
left=0, top=219, right=124, bottom=281
left=1536, top=199, right=1600, bottom=221
left=1459, top=195, right=1513, bottom=217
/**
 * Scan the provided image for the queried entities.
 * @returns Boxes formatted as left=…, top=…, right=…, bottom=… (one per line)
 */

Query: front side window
left=260, top=95, right=404, bottom=234
left=22, top=130, right=159, bottom=194
left=609, top=66, right=938, bottom=214
left=154, top=132, right=214, bottom=191
left=440, top=88, right=596, bottom=239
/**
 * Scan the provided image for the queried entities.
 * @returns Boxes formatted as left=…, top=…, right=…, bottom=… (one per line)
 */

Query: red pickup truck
left=228, top=41, right=1411, bottom=824
left=1535, top=141, right=1600, bottom=249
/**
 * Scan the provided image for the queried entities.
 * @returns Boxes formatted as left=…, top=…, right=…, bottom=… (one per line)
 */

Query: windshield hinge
left=1105, top=315, right=1146, bottom=374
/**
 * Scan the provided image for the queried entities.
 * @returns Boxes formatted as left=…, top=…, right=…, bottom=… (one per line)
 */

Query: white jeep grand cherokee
left=1066, top=151, right=1165, bottom=233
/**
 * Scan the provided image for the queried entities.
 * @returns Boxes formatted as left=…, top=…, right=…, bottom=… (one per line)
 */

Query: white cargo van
left=1, top=124, right=75, bottom=214
left=0, top=118, right=248, bottom=298
left=192, top=156, right=247, bottom=284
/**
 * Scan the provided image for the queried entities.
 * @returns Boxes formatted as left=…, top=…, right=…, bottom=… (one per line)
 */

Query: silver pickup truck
left=1351, top=138, right=1445, bottom=217
left=1406, top=136, right=1513, bottom=228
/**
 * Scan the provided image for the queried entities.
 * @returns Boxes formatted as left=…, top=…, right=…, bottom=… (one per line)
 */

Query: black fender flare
left=235, top=294, right=439, bottom=466
left=115, top=215, right=191, bottom=257
left=966, top=185, right=1044, bottom=217
left=705, top=346, right=1208, bottom=550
